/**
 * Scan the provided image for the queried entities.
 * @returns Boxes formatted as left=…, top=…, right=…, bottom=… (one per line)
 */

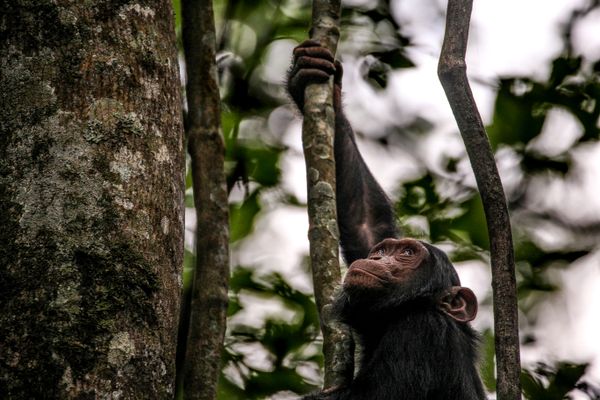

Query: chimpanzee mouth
left=350, top=267, right=385, bottom=282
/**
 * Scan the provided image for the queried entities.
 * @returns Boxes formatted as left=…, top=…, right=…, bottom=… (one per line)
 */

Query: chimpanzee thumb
left=334, top=60, right=343, bottom=86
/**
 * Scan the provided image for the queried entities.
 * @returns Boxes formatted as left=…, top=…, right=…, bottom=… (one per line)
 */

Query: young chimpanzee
left=287, top=40, right=486, bottom=400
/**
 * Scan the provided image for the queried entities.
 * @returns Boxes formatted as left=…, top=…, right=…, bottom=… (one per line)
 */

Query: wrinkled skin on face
left=344, top=238, right=429, bottom=290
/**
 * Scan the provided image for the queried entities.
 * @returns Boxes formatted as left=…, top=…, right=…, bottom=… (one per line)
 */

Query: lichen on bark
left=0, top=1, right=185, bottom=398
left=301, top=0, right=354, bottom=389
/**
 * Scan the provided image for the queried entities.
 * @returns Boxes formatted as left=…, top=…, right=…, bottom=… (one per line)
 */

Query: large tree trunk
left=0, top=1, right=184, bottom=398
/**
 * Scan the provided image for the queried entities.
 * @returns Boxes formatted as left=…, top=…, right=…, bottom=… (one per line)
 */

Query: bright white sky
left=190, top=0, right=600, bottom=395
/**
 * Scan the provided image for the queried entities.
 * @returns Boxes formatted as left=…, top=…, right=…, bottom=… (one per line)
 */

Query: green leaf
left=480, top=329, right=496, bottom=392
left=549, top=56, right=582, bottom=87
left=487, top=79, right=547, bottom=149
left=182, top=248, right=195, bottom=290
left=246, top=367, right=314, bottom=397
left=230, top=191, right=261, bottom=242
left=449, top=196, right=489, bottom=250
left=521, top=369, right=547, bottom=400
left=521, top=362, right=589, bottom=400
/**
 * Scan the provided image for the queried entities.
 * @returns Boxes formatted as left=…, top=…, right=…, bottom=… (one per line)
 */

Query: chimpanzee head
left=336, top=238, right=477, bottom=326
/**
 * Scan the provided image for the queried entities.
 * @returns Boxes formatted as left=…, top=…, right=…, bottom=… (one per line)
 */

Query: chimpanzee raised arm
left=287, top=40, right=398, bottom=265
left=287, top=40, right=487, bottom=400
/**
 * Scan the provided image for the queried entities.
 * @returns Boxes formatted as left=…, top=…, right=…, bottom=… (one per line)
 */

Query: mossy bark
left=303, top=0, right=354, bottom=390
left=0, top=1, right=185, bottom=398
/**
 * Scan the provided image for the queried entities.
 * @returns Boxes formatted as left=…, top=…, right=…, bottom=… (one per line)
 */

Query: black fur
left=288, top=40, right=486, bottom=400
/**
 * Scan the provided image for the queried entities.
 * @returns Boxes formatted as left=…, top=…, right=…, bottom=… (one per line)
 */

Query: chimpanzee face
left=342, top=238, right=461, bottom=304
left=337, top=238, right=474, bottom=325
left=343, top=238, right=430, bottom=291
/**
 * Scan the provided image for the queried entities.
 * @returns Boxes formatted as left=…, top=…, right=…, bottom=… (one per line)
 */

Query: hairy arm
left=288, top=40, right=398, bottom=265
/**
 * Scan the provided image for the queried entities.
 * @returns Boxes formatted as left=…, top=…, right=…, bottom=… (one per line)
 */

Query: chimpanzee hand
left=287, top=40, right=343, bottom=113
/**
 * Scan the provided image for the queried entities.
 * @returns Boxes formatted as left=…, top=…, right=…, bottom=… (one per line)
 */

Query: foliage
left=521, top=363, right=600, bottom=400
left=176, top=0, right=600, bottom=398
left=218, top=267, right=322, bottom=399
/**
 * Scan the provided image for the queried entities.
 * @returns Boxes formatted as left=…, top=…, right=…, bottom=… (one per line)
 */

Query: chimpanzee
left=287, top=40, right=486, bottom=400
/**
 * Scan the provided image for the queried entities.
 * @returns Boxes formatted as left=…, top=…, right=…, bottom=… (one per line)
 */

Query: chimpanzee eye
left=369, top=248, right=384, bottom=258
left=401, top=248, right=414, bottom=256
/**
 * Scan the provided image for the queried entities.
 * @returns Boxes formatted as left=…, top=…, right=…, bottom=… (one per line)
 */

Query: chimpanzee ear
left=438, top=287, right=477, bottom=323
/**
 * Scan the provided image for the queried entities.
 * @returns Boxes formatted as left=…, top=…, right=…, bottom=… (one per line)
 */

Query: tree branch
left=437, top=1, right=521, bottom=399
left=181, top=1, right=230, bottom=399
left=303, top=0, right=354, bottom=389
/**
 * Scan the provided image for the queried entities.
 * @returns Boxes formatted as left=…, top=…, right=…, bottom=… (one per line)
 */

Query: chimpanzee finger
left=288, top=56, right=335, bottom=88
left=293, top=45, right=335, bottom=64
left=295, top=56, right=335, bottom=75
left=287, top=68, right=331, bottom=109
left=290, top=68, right=331, bottom=86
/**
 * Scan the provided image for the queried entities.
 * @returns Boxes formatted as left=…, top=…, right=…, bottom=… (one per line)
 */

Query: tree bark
left=303, top=0, right=354, bottom=389
left=0, top=1, right=185, bottom=398
left=180, top=0, right=230, bottom=399
left=437, top=1, right=521, bottom=399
